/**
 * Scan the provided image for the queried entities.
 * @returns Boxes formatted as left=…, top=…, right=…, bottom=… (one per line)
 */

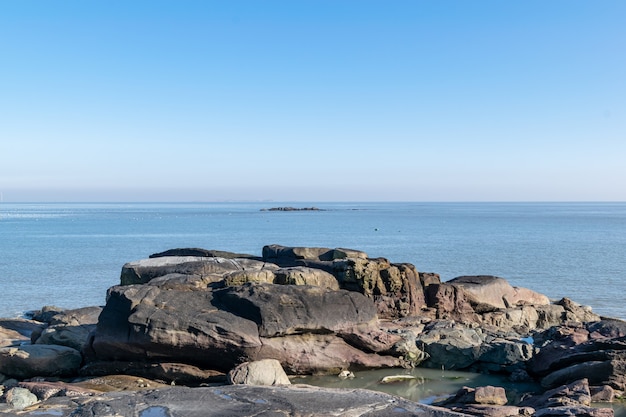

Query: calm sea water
left=1, top=202, right=625, bottom=319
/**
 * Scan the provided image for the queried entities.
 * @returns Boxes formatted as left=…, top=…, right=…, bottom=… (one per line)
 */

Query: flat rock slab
left=23, top=384, right=469, bottom=417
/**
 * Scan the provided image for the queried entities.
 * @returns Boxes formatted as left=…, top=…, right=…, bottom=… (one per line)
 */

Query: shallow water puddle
left=139, top=406, right=171, bottom=417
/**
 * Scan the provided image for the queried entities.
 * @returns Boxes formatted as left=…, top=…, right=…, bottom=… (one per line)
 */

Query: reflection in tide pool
left=297, top=367, right=540, bottom=405
left=297, top=367, right=626, bottom=416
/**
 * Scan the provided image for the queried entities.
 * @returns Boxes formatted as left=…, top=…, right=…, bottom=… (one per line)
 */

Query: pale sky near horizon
left=1, top=1, right=624, bottom=202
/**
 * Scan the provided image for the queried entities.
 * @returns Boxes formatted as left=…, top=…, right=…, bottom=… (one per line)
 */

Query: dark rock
left=0, top=344, right=82, bottom=379
left=440, top=385, right=508, bottom=406
left=33, top=306, right=102, bottom=351
left=89, top=284, right=262, bottom=372
left=262, top=244, right=367, bottom=264
left=88, top=280, right=400, bottom=375
left=528, top=321, right=626, bottom=390
left=214, top=283, right=377, bottom=337
left=520, top=378, right=592, bottom=409
left=150, top=248, right=259, bottom=259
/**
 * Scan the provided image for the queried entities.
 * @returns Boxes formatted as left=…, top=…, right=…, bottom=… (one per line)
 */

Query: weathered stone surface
left=89, top=284, right=262, bottom=371
left=19, top=380, right=102, bottom=400
left=520, top=378, right=592, bottom=409
left=447, top=276, right=550, bottom=311
left=262, top=244, right=368, bottom=263
left=223, top=269, right=275, bottom=286
left=256, top=333, right=400, bottom=374
left=227, top=359, right=291, bottom=386
left=214, top=283, right=377, bottom=337
left=425, top=282, right=477, bottom=320
left=30, top=307, right=98, bottom=349
left=514, top=379, right=616, bottom=416
left=417, top=321, right=486, bottom=370
left=26, top=384, right=468, bottom=417
left=120, top=256, right=276, bottom=285
left=528, top=321, right=626, bottom=390
left=0, top=319, right=45, bottom=347
left=273, top=266, right=340, bottom=290
left=0, top=344, right=82, bottom=379
left=79, top=361, right=225, bottom=385
left=476, top=338, right=533, bottom=373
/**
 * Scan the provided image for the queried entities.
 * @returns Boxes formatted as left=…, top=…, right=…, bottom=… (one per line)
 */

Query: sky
left=1, top=1, right=624, bottom=202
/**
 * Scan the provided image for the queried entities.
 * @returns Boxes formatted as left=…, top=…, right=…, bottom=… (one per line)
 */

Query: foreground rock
left=13, top=384, right=467, bottom=417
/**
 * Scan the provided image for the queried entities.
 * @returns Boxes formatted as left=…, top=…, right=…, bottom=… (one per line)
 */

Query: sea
left=2, top=201, right=626, bottom=414
left=1, top=202, right=625, bottom=320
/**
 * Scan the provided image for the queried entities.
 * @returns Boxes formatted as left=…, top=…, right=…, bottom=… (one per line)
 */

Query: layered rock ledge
left=1, top=244, right=622, bottom=416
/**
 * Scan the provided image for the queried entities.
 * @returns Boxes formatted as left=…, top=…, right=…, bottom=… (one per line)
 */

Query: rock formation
left=0, top=244, right=621, bottom=416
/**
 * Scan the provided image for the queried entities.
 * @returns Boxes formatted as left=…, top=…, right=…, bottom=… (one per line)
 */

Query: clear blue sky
left=1, top=1, right=624, bottom=202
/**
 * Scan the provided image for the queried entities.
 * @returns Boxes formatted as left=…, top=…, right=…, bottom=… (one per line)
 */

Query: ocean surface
left=1, top=202, right=625, bottom=320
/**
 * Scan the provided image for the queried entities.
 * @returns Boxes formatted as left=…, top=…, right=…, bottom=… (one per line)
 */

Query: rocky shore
left=1, top=244, right=624, bottom=416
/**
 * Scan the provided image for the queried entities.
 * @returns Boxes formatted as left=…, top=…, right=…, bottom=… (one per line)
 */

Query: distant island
left=260, top=207, right=323, bottom=212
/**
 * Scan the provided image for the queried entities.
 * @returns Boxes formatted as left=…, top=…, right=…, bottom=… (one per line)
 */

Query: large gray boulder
left=87, top=280, right=399, bottom=376
left=89, top=284, right=262, bottom=371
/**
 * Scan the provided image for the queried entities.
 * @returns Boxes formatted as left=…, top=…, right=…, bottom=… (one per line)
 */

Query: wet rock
left=227, top=359, right=291, bottom=386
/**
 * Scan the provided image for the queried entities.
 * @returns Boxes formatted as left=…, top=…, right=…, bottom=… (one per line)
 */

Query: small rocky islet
left=1, top=244, right=624, bottom=416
